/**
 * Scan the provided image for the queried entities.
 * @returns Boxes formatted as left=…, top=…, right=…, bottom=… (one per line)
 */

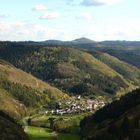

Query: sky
left=0, top=0, right=140, bottom=41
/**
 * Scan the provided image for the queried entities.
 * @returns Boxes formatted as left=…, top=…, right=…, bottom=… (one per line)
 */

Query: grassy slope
left=0, top=60, right=70, bottom=119
left=93, top=52, right=140, bottom=85
left=0, top=61, right=69, bottom=100
left=0, top=88, right=26, bottom=119
left=99, top=49, right=140, bottom=68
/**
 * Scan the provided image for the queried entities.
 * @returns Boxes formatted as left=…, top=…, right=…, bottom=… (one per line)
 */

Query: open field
left=27, top=126, right=80, bottom=140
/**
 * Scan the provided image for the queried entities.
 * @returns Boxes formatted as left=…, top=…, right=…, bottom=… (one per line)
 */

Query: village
left=44, top=95, right=109, bottom=116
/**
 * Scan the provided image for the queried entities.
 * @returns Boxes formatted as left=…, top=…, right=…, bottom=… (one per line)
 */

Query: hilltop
left=72, top=37, right=95, bottom=44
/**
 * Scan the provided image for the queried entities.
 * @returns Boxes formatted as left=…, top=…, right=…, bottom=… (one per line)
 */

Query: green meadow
left=27, top=126, right=80, bottom=140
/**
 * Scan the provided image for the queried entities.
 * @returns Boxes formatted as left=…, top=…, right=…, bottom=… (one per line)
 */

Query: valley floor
left=27, top=126, right=80, bottom=140
left=23, top=113, right=86, bottom=140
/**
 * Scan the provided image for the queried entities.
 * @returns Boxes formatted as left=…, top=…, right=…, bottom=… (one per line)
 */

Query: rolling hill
left=92, top=51, right=140, bottom=85
left=32, top=38, right=140, bottom=68
left=0, top=59, right=69, bottom=119
left=0, top=59, right=69, bottom=99
left=0, top=42, right=138, bottom=97
left=71, top=37, right=96, bottom=44
left=74, top=40, right=140, bottom=68
left=98, top=48, right=140, bottom=68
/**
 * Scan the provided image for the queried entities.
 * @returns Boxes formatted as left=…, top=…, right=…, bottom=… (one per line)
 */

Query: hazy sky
left=0, top=0, right=140, bottom=41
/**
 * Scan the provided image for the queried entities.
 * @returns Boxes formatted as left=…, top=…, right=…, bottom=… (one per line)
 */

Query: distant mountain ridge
left=43, top=38, right=140, bottom=49
left=72, top=37, right=95, bottom=44
left=15, top=38, right=140, bottom=68
left=43, top=37, right=140, bottom=46
left=42, top=37, right=96, bottom=46
left=3, top=37, right=140, bottom=47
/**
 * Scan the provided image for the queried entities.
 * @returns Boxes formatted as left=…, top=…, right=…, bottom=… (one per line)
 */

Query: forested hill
left=42, top=39, right=140, bottom=68
left=80, top=88, right=140, bottom=140
left=0, top=42, right=139, bottom=98
left=0, top=59, right=69, bottom=119
left=92, top=51, right=140, bottom=85
left=0, top=39, right=140, bottom=68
